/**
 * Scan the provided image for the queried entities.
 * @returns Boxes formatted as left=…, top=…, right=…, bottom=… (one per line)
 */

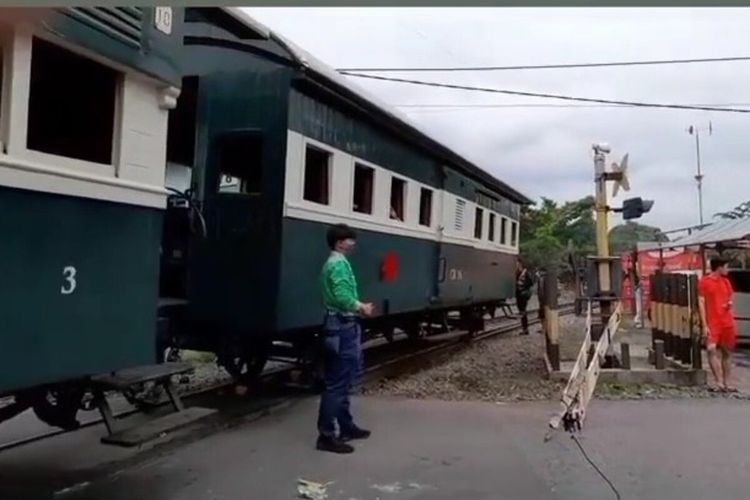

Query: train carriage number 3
left=61, top=266, right=77, bottom=295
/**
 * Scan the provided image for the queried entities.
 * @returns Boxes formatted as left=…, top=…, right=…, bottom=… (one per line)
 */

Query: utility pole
left=590, top=144, right=626, bottom=361
left=592, top=145, right=612, bottom=292
left=550, top=144, right=654, bottom=432
left=688, top=122, right=712, bottom=225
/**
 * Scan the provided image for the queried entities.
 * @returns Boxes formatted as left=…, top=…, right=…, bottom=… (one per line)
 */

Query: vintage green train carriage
left=159, top=8, right=530, bottom=379
left=0, top=8, right=182, bottom=416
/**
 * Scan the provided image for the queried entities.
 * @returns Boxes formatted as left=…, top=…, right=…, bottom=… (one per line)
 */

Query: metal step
left=92, top=362, right=193, bottom=389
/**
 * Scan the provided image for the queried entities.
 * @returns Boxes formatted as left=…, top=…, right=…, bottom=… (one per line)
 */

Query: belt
left=326, top=310, right=358, bottom=318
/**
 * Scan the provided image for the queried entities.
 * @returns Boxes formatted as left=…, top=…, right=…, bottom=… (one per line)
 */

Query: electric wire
left=338, top=55, right=750, bottom=73
left=571, top=434, right=622, bottom=500
left=339, top=72, right=750, bottom=114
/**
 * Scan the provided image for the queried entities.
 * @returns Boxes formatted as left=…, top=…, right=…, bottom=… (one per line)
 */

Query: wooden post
left=655, top=340, right=665, bottom=370
left=673, top=273, right=684, bottom=362
left=689, top=274, right=703, bottom=370
left=651, top=272, right=661, bottom=358
left=662, top=274, right=672, bottom=358
left=621, top=343, right=631, bottom=370
left=680, top=274, right=692, bottom=365
left=544, top=267, right=560, bottom=371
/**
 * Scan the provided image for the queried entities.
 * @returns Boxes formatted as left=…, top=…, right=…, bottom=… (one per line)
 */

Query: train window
left=216, top=132, right=263, bottom=195
left=419, top=188, right=433, bottom=227
left=27, top=37, right=117, bottom=165
left=729, top=270, right=750, bottom=293
left=167, top=76, right=199, bottom=167
left=390, top=177, right=406, bottom=221
left=511, top=221, right=518, bottom=247
left=500, top=217, right=508, bottom=244
left=352, top=163, right=374, bottom=214
left=488, top=213, right=496, bottom=241
left=303, top=145, right=330, bottom=205
left=474, top=208, right=484, bottom=239
left=0, top=39, right=4, bottom=151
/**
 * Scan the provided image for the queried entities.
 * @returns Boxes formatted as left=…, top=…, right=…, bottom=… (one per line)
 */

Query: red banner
left=621, top=247, right=703, bottom=314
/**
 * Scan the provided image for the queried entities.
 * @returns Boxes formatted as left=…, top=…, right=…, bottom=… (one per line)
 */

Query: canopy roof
left=640, top=217, right=750, bottom=251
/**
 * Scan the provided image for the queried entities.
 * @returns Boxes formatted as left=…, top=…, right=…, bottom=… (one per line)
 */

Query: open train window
left=167, top=76, right=199, bottom=167
left=474, top=208, right=484, bottom=239
left=352, top=163, right=374, bottom=214
left=390, top=177, right=406, bottom=221
left=488, top=213, right=496, bottom=241
left=500, top=217, right=508, bottom=245
left=27, top=37, right=117, bottom=165
left=216, top=132, right=263, bottom=195
left=303, top=145, right=330, bottom=205
left=419, top=188, right=433, bottom=227
left=511, top=221, right=518, bottom=247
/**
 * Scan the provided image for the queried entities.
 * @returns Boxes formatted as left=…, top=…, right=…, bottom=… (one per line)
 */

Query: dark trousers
left=317, top=314, right=362, bottom=438
left=516, top=294, right=529, bottom=334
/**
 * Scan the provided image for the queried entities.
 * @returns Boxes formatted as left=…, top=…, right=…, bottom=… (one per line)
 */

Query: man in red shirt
left=698, top=258, right=738, bottom=391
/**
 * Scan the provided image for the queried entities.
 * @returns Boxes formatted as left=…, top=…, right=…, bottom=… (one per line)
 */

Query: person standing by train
left=699, top=257, right=738, bottom=392
left=516, top=260, right=534, bottom=335
left=317, top=223, right=374, bottom=454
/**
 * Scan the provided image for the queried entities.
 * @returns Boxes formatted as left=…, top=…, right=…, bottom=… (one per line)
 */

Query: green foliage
left=520, top=195, right=595, bottom=271
left=609, top=221, right=668, bottom=255
left=520, top=196, right=664, bottom=278
left=715, top=200, right=750, bottom=220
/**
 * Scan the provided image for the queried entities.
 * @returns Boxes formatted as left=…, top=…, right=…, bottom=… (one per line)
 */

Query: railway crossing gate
left=550, top=143, right=654, bottom=432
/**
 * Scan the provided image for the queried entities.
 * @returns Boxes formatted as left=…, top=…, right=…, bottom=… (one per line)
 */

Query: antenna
left=611, top=153, right=630, bottom=198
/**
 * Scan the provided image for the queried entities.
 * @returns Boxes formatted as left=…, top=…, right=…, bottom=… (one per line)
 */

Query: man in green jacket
left=317, top=224, right=374, bottom=454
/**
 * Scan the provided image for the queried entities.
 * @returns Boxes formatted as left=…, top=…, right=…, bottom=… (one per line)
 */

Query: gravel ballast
left=364, top=314, right=748, bottom=403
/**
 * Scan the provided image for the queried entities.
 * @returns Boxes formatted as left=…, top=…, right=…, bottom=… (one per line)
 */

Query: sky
left=244, top=7, right=750, bottom=231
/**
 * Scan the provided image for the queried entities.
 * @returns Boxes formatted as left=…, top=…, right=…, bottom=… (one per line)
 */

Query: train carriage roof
left=222, top=8, right=533, bottom=205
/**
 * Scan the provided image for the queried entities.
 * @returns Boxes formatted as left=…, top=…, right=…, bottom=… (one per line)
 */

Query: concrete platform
left=549, top=323, right=707, bottom=386
left=5, top=395, right=749, bottom=500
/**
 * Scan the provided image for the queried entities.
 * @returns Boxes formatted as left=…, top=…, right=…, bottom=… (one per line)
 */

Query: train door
left=435, top=168, right=474, bottom=306
left=192, top=129, right=276, bottom=333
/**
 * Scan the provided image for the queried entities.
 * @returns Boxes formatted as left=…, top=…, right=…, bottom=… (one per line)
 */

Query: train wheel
left=219, top=340, right=269, bottom=385
left=162, top=346, right=182, bottom=363
left=404, top=322, right=426, bottom=341
left=295, top=339, right=324, bottom=393
left=382, top=327, right=396, bottom=343
left=123, top=382, right=164, bottom=412
left=31, top=386, right=84, bottom=430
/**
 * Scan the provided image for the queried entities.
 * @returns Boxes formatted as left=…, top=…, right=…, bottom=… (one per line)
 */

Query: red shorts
left=708, top=324, right=737, bottom=350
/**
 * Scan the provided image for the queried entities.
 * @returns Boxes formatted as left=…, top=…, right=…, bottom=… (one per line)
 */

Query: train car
left=0, top=8, right=183, bottom=428
left=727, top=269, right=750, bottom=343
left=159, top=8, right=532, bottom=382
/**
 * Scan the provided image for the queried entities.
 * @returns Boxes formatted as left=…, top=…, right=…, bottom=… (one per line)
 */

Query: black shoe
left=340, top=426, right=371, bottom=441
left=316, top=435, right=354, bottom=454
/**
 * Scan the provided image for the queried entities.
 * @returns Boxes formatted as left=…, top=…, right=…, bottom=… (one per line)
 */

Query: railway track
left=0, top=303, right=574, bottom=453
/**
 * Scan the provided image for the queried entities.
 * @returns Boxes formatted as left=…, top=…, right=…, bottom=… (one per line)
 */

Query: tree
left=609, top=221, right=668, bottom=255
left=715, top=200, right=750, bottom=220
left=520, top=195, right=665, bottom=283
left=520, top=195, right=596, bottom=273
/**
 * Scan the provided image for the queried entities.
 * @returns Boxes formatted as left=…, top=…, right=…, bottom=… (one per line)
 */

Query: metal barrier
left=650, top=272, right=702, bottom=370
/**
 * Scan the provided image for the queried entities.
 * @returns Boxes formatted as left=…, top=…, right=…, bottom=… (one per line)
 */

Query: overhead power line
left=395, top=102, right=750, bottom=109
left=337, top=55, right=750, bottom=73
left=340, top=72, right=750, bottom=114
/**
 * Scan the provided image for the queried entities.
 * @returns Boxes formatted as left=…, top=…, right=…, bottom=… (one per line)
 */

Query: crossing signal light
left=622, top=197, right=654, bottom=220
